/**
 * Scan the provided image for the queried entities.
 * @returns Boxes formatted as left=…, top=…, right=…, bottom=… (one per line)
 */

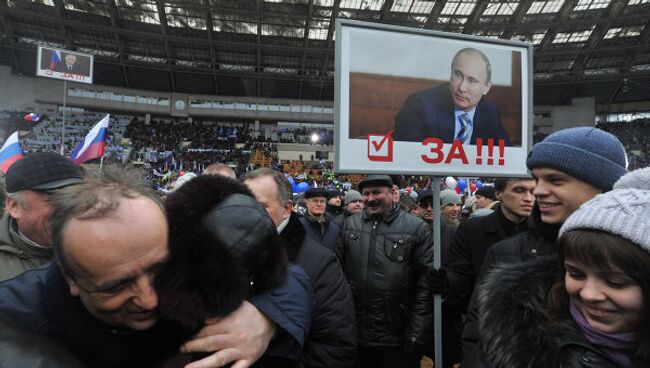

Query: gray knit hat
left=440, top=189, right=461, bottom=208
left=344, top=190, right=362, bottom=206
left=559, top=167, right=650, bottom=253
left=526, top=127, right=627, bottom=191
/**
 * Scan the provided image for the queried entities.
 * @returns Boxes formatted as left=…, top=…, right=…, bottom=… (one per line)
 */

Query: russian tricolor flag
left=0, top=131, right=24, bottom=174
left=50, top=50, right=61, bottom=70
left=70, top=114, right=110, bottom=164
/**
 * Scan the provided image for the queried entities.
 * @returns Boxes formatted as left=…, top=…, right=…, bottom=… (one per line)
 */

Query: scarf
left=570, top=300, right=637, bottom=368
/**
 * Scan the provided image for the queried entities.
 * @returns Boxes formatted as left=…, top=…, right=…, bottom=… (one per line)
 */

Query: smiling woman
left=475, top=167, right=650, bottom=368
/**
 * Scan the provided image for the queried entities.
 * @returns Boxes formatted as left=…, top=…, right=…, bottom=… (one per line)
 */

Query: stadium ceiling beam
left=619, top=21, right=650, bottom=78
left=0, top=0, right=20, bottom=71
left=531, top=0, right=577, bottom=61
left=424, top=1, right=445, bottom=29
left=559, top=1, right=627, bottom=103
left=203, top=0, right=219, bottom=95
left=0, top=7, right=329, bottom=53
left=52, top=0, right=73, bottom=48
left=379, top=0, right=394, bottom=21
left=256, top=0, right=262, bottom=97
left=106, top=0, right=129, bottom=88
left=154, top=0, right=176, bottom=92
left=319, top=0, right=340, bottom=75
left=534, top=69, right=650, bottom=86
left=299, top=0, right=315, bottom=99
left=500, top=0, right=534, bottom=39
left=461, top=1, right=488, bottom=35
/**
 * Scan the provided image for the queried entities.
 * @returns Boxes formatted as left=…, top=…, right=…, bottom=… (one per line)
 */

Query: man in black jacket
left=432, top=177, right=535, bottom=310
left=245, top=168, right=357, bottom=368
left=300, top=187, right=341, bottom=251
left=460, top=127, right=628, bottom=366
left=336, top=175, right=433, bottom=368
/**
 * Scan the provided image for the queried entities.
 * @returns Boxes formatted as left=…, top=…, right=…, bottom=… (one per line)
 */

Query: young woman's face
left=565, top=259, right=644, bottom=333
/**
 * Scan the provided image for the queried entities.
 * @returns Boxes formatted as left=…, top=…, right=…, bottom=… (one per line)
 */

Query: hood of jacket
left=478, top=254, right=565, bottom=367
left=156, top=175, right=288, bottom=333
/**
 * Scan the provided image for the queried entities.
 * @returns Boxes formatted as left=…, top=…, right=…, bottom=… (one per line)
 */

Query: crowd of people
left=0, top=125, right=648, bottom=368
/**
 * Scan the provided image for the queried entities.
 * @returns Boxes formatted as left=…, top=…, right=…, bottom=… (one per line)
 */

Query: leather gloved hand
left=403, top=338, right=425, bottom=364
left=427, top=267, right=450, bottom=297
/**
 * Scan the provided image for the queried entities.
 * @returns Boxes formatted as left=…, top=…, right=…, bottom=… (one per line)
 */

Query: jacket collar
left=279, top=213, right=307, bottom=262
left=0, top=214, right=52, bottom=260
left=527, top=203, right=561, bottom=243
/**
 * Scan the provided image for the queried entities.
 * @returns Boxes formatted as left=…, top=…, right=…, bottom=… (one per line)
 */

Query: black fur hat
left=155, top=174, right=288, bottom=332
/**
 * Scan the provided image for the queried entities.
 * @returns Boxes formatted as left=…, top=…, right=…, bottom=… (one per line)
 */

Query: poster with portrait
left=36, top=47, right=94, bottom=84
left=335, top=20, right=533, bottom=177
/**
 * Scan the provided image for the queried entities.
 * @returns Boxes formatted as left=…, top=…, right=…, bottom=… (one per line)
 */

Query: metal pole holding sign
left=61, top=80, right=67, bottom=155
left=432, top=176, right=442, bottom=368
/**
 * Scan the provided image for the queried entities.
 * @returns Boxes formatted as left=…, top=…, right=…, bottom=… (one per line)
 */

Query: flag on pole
left=69, top=114, right=110, bottom=164
left=0, top=131, right=23, bottom=174
left=49, top=50, right=61, bottom=70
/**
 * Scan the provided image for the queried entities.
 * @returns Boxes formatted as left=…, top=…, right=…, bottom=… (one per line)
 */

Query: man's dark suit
left=54, top=62, right=84, bottom=74
left=393, top=83, right=512, bottom=146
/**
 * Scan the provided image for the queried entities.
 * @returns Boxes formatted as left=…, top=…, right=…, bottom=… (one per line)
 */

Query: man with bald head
left=393, top=47, right=511, bottom=145
left=0, top=167, right=313, bottom=368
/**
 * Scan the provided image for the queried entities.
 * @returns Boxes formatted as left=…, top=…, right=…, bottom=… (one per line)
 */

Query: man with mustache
left=393, top=48, right=511, bottom=146
left=460, top=127, right=628, bottom=366
left=336, top=175, right=434, bottom=368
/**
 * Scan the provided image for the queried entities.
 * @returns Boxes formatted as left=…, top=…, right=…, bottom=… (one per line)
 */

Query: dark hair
left=494, top=177, right=533, bottom=193
left=50, top=166, right=163, bottom=278
left=546, top=230, right=650, bottom=363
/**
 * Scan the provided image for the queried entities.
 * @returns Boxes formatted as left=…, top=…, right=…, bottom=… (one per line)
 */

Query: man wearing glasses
left=299, top=187, right=341, bottom=251
left=0, top=152, right=84, bottom=282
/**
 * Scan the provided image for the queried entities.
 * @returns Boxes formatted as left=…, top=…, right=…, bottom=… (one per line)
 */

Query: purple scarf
left=570, top=301, right=637, bottom=367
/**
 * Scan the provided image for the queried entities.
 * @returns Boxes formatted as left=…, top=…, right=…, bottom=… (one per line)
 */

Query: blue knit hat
left=526, top=127, right=627, bottom=191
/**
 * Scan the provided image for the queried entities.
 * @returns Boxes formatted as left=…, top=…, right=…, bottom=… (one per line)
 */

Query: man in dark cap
left=0, top=152, right=84, bottom=282
left=473, top=186, right=497, bottom=210
left=336, top=175, right=434, bottom=368
left=299, top=187, right=340, bottom=251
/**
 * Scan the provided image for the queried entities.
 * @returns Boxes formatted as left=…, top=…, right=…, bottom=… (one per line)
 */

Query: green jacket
left=0, top=213, right=53, bottom=282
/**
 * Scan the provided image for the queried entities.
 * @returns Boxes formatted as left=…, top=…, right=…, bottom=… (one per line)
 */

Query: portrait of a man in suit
left=55, top=53, right=83, bottom=74
left=393, top=47, right=512, bottom=146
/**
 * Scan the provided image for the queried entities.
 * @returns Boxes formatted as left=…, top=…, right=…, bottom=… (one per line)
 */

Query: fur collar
left=478, top=255, right=564, bottom=367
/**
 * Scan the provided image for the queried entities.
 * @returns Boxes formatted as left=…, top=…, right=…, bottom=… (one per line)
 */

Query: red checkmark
left=371, top=129, right=394, bottom=151
left=368, top=129, right=394, bottom=162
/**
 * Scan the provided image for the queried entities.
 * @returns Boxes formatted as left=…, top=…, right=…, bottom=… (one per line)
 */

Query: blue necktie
left=456, top=113, right=470, bottom=143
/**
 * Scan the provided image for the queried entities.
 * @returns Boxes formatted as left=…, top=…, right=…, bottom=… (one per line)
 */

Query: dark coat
left=336, top=204, right=433, bottom=348
left=476, top=255, right=641, bottom=368
left=299, top=214, right=341, bottom=251
left=0, top=262, right=313, bottom=368
left=280, top=212, right=357, bottom=368
left=393, top=83, right=512, bottom=146
left=445, top=206, right=527, bottom=310
left=461, top=205, right=560, bottom=366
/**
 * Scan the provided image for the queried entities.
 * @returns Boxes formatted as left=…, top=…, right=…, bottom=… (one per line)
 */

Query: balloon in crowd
left=23, top=113, right=40, bottom=122
left=445, top=176, right=457, bottom=190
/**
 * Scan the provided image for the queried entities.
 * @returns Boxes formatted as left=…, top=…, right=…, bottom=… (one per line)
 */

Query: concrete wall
left=534, top=97, right=595, bottom=134
left=0, top=65, right=333, bottom=123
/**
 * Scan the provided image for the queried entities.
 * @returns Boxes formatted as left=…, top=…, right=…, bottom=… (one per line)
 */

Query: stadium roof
left=1, top=0, right=650, bottom=106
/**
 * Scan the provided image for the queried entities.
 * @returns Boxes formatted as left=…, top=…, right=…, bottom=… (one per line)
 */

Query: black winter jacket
left=336, top=204, right=434, bottom=349
left=476, top=255, right=641, bottom=368
left=299, top=214, right=341, bottom=251
left=445, top=206, right=527, bottom=310
left=461, top=205, right=560, bottom=366
left=280, top=213, right=357, bottom=368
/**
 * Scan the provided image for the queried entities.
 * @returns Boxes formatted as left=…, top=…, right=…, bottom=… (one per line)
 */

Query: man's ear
left=282, top=201, right=293, bottom=220
left=5, top=197, right=21, bottom=219
left=482, top=81, right=493, bottom=96
left=59, top=265, right=81, bottom=297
